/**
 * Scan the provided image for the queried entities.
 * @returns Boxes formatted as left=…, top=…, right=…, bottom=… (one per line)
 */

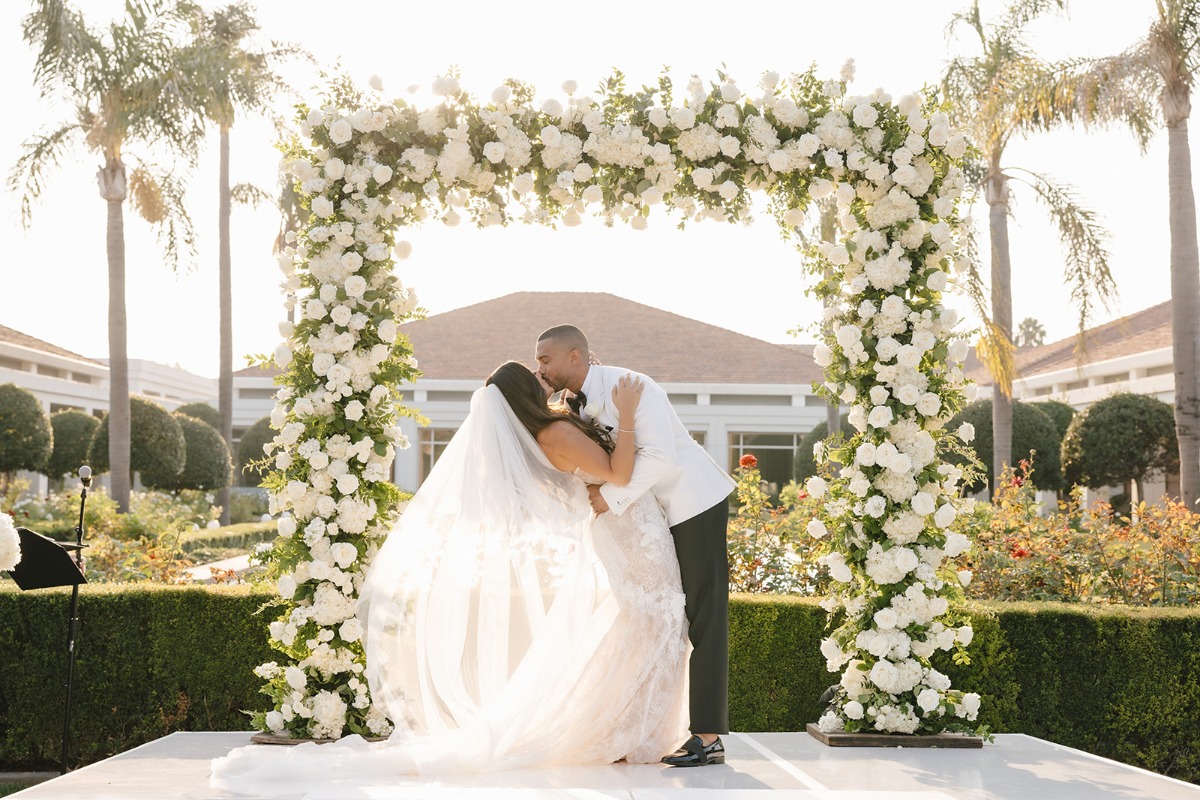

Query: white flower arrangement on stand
left=0, top=512, right=21, bottom=572
left=254, top=65, right=983, bottom=740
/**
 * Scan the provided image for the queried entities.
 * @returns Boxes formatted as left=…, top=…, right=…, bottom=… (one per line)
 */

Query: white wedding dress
left=210, top=385, right=688, bottom=797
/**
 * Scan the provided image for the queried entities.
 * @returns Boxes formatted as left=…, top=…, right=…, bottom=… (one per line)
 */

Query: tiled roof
left=0, top=324, right=103, bottom=365
left=967, top=301, right=1172, bottom=385
left=235, top=364, right=283, bottom=378
left=401, top=292, right=823, bottom=385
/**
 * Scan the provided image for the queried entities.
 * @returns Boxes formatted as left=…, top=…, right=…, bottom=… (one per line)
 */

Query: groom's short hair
left=537, top=324, right=589, bottom=356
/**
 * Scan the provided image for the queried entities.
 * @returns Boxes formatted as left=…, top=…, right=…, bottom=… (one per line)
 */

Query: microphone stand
left=60, top=467, right=90, bottom=775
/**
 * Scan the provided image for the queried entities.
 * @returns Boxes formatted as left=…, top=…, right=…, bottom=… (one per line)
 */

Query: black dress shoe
left=661, top=735, right=725, bottom=767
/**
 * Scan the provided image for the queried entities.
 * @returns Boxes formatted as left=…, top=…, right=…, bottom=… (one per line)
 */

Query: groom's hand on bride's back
left=587, top=483, right=610, bottom=514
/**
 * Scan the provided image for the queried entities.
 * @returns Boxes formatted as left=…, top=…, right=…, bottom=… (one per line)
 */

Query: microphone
left=78, top=465, right=92, bottom=488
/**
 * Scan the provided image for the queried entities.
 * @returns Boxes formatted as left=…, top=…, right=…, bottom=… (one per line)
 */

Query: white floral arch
left=251, top=65, right=984, bottom=741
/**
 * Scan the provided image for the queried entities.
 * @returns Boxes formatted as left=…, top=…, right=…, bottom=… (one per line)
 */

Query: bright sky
left=0, top=0, right=1176, bottom=379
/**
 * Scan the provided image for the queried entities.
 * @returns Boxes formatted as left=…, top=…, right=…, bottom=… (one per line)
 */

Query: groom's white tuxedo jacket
left=579, top=364, right=735, bottom=527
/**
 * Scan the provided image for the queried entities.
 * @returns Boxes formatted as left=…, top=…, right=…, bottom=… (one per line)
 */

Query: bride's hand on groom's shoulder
left=612, top=373, right=643, bottom=416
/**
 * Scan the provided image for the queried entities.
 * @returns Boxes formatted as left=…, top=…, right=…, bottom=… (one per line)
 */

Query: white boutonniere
left=583, top=402, right=601, bottom=421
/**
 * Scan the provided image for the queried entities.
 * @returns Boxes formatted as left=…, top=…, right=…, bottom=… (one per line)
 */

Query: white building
left=0, top=324, right=217, bottom=494
left=968, top=301, right=1183, bottom=502
left=234, top=292, right=832, bottom=494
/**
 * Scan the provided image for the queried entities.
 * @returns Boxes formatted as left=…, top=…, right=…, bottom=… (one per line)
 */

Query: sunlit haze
left=1, top=0, right=1174, bottom=379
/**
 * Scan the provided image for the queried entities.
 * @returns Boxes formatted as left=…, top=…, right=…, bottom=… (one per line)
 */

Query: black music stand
left=7, top=528, right=86, bottom=590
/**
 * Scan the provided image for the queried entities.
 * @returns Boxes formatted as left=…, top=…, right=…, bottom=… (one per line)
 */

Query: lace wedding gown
left=210, top=386, right=688, bottom=796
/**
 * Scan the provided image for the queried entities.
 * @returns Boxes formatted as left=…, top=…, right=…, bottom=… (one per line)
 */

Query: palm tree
left=1017, top=317, right=1047, bottom=347
left=942, top=0, right=1156, bottom=494
left=1106, top=0, right=1200, bottom=508
left=184, top=3, right=302, bottom=524
left=11, top=0, right=205, bottom=511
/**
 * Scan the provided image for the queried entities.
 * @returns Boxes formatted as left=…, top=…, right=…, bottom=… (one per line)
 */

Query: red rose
left=739, top=454, right=758, bottom=469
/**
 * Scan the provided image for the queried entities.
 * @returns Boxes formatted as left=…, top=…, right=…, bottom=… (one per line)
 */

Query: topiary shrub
left=0, top=383, right=52, bottom=480
left=174, top=402, right=219, bottom=430
left=87, top=396, right=185, bottom=483
left=949, top=399, right=1063, bottom=493
left=1031, top=399, right=1077, bottom=441
left=235, top=416, right=274, bottom=487
left=1061, top=392, right=1179, bottom=495
left=45, top=410, right=101, bottom=480
left=793, top=412, right=850, bottom=482
left=143, top=414, right=231, bottom=491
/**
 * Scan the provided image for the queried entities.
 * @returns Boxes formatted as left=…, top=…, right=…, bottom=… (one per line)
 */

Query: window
left=0, top=356, right=27, bottom=371
left=239, top=387, right=278, bottom=400
left=1102, top=373, right=1128, bottom=385
left=36, top=364, right=64, bottom=378
left=419, top=428, right=458, bottom=484
left=70, top=372, right=94, bottom=384
left=728, top=432, right=802, bottom=497
left=668, top=394, right=697, bottom=405
left=690, top=431, right=706, bottom=447
left=1065, top=380, right=1088, bottom=391
left=1146, top=364, right=1174, bottom=377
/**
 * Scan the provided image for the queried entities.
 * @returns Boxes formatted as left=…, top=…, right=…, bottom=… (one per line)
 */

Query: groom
left=535, top=324, right=736, bottom=767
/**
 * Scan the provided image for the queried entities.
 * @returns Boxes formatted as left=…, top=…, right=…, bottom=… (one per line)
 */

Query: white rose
left=277, top=574, right=297, bottom=599
left=957, top=569, right=973, bottom=587
left=562, top=80, right=578, bottom=94
left=670, top=106, right=696, bottom=130
left=807, top=519, right=828, bottom=539
left=274, top=344, right=293, bottom=368
left=934, top=503, right=957, bottom=528
left=541, top=98, right=563, bottom=117
left=264, top=710, right=286, bottom=732
left=852, top=103, right=879, bottom=128
left=957, top=422, right=975, bottom=443
left=868, top=406, right=893, bottom=428
left=372, top=165, right=393, bottom=184
left=344, top=275, right=367, bottom=297
left=277, top=517, right=296, bottom=538
left=927, top=270, right=948, bottom=291
left=958, top=693, right=981, bottom=720
left=844, top=700, right=864, bottom=719
left=720, top=82, right=741, bottom=101
left=285, top=665, right=306, bottom=691
left=311, top=196, right=334, bottom=218
left=945, top=532, right=971, bottom=557
left=378, top=319, right=398, bottom=343
left=513, top=172, right=536, bottom=194
left=336, top=473, right=360, bottom=495
left=917, top=688, right=941, bottom=713
left=483, top=141, right=507, bottom=164
left=339, top=618, right=364, bottom=643
left=328, top=119, right=353, bottom=145
left=806, top=476, right=827, bottom=498
left=916, top=393, right=942, bottom=417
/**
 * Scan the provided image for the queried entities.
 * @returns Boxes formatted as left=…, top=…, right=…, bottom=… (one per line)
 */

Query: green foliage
left=1030, top=399, right=1077, bottom=441
left=143, top=414, right=231, bottom=491
left=174, top=402, right=219, bottom=429
left=0, top=383, right=51, bottom=475
left=1061, top=392, right=1179, bottom=489
left=960, top=460, right=1200, bottom=606
left=235, top=416, right=274, bottom=487
left=178, top=520, right=275, bottom=554
left=949, top=399, right=1063, bottom=492
left=45, top=410, right=101, bottom=481
left=0, top=585, right=275, bottom=770
left=793, top=412, right=849, bottom=482
left=2, top=588, right=1199, bottom=783
left=727, top=457, right=827, bottom=594
left=87, top=396, right=186, bottom=481
left=13, top=487, right=218, bottom=543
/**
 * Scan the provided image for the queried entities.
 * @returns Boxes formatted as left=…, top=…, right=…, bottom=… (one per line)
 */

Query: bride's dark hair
left=485, top=361, right=613, bottom=453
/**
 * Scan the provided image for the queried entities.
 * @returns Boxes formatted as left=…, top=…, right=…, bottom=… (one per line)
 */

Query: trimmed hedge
left=177, top=521, right=276, bottom=554
left=0, top=588, right=1197, bottom=783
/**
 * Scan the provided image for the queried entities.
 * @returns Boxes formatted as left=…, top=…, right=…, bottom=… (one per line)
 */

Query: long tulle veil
left=212, top=384, right=620, bottom=793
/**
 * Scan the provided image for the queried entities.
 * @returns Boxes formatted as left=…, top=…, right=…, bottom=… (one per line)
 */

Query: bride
left=211, top=361, right=689, bottom=793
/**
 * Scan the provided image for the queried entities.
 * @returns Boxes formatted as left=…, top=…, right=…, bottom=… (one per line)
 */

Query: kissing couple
left=211, top=324, right=736, bottom=794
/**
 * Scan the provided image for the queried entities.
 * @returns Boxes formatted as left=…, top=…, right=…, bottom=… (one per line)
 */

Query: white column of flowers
left=252, top=64, right=983, bottom=740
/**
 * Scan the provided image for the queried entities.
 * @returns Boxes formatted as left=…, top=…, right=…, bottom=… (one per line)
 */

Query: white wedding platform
left=10, top=730, right=1200, bottom=799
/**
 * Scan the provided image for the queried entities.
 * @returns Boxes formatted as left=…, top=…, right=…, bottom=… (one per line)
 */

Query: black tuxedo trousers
left=669, top=496, right=730, bottom=735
